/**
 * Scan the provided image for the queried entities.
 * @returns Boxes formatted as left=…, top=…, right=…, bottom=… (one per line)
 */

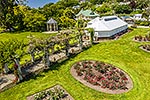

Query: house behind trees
left=76, top=9, right=99, bottom=20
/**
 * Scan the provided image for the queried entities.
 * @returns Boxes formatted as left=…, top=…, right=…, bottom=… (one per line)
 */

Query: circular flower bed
left=71, top=60, right=133, bottom=94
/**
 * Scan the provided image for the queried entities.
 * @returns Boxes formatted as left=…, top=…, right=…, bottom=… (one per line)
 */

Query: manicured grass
left=0, top=28, right=150, bottom=100
left=0, top=32, right=56, bottom=43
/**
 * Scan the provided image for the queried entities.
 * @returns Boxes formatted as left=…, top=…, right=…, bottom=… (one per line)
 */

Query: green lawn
left=0, top=32, right=56, bottom=43
left=0, top=28, right=150, bottom=100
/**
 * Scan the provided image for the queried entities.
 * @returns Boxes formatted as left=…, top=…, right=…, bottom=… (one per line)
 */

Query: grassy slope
left=0, top=28, right=150, bottom=100
left=0, top=32, right=56, bottom=43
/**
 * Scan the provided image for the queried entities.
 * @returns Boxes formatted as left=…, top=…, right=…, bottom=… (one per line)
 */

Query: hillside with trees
left=0, top=0, right=150, bottom=32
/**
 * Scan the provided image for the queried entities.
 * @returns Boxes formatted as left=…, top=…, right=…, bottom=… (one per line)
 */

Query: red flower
left=93, top=64, right=97, bottom=67
left=101, top=77, right=105, bottom=80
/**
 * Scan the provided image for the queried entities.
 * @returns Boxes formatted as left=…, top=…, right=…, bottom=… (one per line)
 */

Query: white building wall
left=97, top=25, right=128, bottom=37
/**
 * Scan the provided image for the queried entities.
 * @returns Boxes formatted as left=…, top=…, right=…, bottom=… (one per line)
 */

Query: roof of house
left=86, top=16, right=127, bottom=31
left=121, top=16, right=133, bottom=21
left=76, top=9, right=99, bottom=17
left=47, top=18, right=57, bottom=24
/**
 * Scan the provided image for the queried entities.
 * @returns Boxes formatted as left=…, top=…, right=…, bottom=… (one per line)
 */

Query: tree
left=23, top=8, right=46, bottom=31
left=27, top=34, right=36, bottom=62
left=129, top=0, right=136, bottom=10
left=59, top=12, right=76, bottom=29
left=114, top=4, right=132, bottom=14
left=0, top=42, right=10, bottom=74
left=90, top=0, right=107, bottom=5
left=30, top=37, right=52, bottom=68
left=142, top=7, right=150, bottom=21
left=96, top=2, right=112, bottom=14
left=13, top=5, right=27, bottom=31
left=0, top=39, right=26, bottom=82
left=58, top=0, right=78, bottom=7
left=87, top=28, right=94, bottom=44
left=136, top=0, right=150, bottom=10
left=8, top=40, right=26, bottom=82
left=0, top=0, right=26, bottom=31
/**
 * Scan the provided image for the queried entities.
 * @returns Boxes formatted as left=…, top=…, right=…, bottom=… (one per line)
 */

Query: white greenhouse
left=86, top=16, right=128, bottom=39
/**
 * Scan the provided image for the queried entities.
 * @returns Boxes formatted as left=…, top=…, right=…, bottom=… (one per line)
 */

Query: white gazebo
left=47, top=18, right=58, bottom=31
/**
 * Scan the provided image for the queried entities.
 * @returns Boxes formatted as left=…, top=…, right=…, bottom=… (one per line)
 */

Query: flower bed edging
left=70, top=60, right=133, bottom=94
left=26, top=84, right=74, bottom=100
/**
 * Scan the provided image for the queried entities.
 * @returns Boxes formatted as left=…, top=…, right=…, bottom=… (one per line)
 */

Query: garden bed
left=83, top=41, right=91, bottom=48
left=140, top=45, right=150, bottom=52
left=71, top=60, right=133, bottom=94
left=27, top=84, right=74, bottom=100
left=69, top=47, right=82, bottom=54
left=133, top=34, right=150, bottom=42
left=49, top=53, right=68, bottom=62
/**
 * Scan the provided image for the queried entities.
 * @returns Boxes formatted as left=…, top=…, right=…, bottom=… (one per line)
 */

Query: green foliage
left=0, top=0, right=26, bottom=31
left=23, top=9, right=46, bottom=32
left=140, top=21, right=150, bottom=26
left=87, top=28, right=94, bottom=44
left=142, top=8, right=150, bottom=21
left=131, top=9, right=143, bottom=14
left=96, top=2, right=112, bottom=14
left=57, top=0, right=79, bottom=7
left=90, top=0, right=107, bottom=5
left=114, top=4, right=133, bottom=14
left=75, top=19, right=87, bottom=28
left=135, top=20, right=150, bottom=26
left=136, top=0, right=150, bottom=9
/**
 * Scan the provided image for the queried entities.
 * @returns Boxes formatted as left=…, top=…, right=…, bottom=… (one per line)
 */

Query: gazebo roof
left=47, top=18, right=57, bottom=24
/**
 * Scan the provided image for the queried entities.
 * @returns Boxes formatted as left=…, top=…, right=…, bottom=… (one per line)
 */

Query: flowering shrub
left=27, top=85, right=74, bottom=100
left=34, top=87, right=65, bottom=100
left=73, top=61, right=130, bottom=91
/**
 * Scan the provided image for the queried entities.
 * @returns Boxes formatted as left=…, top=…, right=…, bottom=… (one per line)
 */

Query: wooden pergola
left=47, top=18, right=58, bottom=31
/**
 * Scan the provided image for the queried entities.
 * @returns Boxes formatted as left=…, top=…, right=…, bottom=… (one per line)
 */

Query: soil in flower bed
left=71, top=60, right=133, bottom=94
left=27, top=85, right=74, bottom=100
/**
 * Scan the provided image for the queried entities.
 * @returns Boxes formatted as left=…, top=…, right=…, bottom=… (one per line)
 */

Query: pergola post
left=54, top=23, right=56, bottom=31
left=50, top=24, right=52, bottom=31
left=47, top=24, right=49, bottom=31
left=56, top=24, right=58, bottom=31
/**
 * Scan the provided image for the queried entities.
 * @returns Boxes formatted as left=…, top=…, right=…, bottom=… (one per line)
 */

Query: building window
left=104, top=17, right=117, bottom=21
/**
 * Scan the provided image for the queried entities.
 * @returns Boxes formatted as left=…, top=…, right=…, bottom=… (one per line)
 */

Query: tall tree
left=136, top=0, right=150, bottom=10
left=0, top=0, right=26, bottom=31
left=23, top=8, right=46, bottom=32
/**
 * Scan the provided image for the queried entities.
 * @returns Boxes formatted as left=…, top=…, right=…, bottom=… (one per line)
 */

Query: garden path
left=0, top=74, right=15, bottom=92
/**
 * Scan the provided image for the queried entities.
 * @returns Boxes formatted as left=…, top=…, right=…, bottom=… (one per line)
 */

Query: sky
left=27, top=0, right=58, bottom=8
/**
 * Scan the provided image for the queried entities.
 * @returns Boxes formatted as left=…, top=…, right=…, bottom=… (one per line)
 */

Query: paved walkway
left=137, top=26, right=150, bottom=28
left=42, top=31, right=58, bottom=34
left=0, top=74, right=16, bottom=92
